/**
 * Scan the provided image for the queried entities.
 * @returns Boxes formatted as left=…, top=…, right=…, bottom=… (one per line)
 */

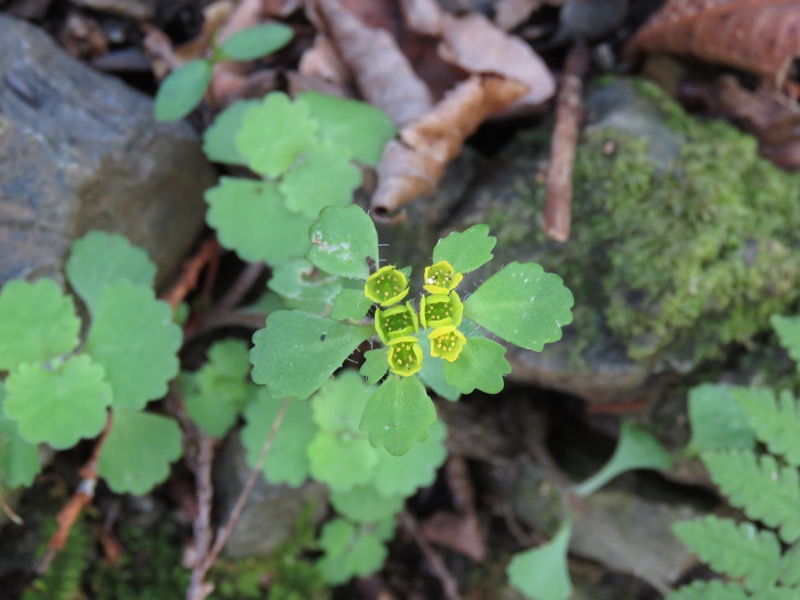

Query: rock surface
left=0, top=15, right=213, bottom=288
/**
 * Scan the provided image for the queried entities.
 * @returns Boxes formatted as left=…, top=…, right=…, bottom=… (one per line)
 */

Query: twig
left=400, top=511, right=461, bottom=600
left=543, top=39, right=589, bottom=242
left=186, top=396, right=293, bottom=600
left=215, top=263, right=265, bottom=312
left=0, top=492, right=22, bottom=525
left=36, top=412, right=114, bottom=574
left=186, top=432, right=216, bottom=600
left=162, top=238, right=220, bottom=309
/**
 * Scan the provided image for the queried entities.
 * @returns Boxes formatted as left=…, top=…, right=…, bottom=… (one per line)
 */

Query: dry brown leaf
left=439, top=12, right=556, bottom=108
left=629, top=0, right=800, bottom=84
left=298, top=33, right=352, bottom=89
left=371, top=75, right=528, bottom=215
left=495, top=0, right=543, bottom=30
left=261, top=0, right=303, bottom=17
left=400, top=0, right=445, bottom=36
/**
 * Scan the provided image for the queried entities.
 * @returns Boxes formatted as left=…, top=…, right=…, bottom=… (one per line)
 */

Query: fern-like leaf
left=735, top=387, right=800, bottom=467
left=666, top=579, right=748, bottom=600
left=779, top=542, right=800, bottom=587
left=673, top=515, right=781, bottom=591
left=771, top=315, right=800, bottom=369
left=702, top=450, right=800, bottom=544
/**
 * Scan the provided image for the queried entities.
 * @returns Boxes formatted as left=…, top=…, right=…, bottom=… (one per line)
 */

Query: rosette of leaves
left=669, top=315, right=800, bottom=599
left=202, top=90, right=396, bottom=272
left=0, top=232, right=182, bottom=495
left=250, top=204, right=575, bottom=456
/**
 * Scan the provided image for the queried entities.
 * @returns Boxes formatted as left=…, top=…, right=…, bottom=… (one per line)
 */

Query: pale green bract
left=432, top=224, right=496, bottom=273
left=442, top=336, right=510, bottom=394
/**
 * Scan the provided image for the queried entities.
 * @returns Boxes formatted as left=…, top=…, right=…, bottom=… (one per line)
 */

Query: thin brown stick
left=543, top=40, right=589, bottom=242
left=400, top=511, right=462, bottom=600
left=0, top=492, right=22, bottom=525
left=214, top=262, right=265, bottom=312
left=162, top=238, right=220, bottom=309
left=186, top=433, right=215, bottom=598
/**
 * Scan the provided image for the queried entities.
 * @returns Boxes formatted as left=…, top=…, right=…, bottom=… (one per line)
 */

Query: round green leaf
left=84, top=282, right=181, bottom=410
left=250, top=310, right=373, bottom=400
left=331, top=288, right=373, bottom=322
left=4, top=355, right=112, bottom=449
left=443, top=336, right=510, bottom=394
left=311, top=370, right=374, bottom=432
left=206, top=177, right=312, bottom=264
left=279, top=142, right=361, bottom=218
left=154, top=60, right=212, bottom=122
left=331, top=484, right=405, bottom=523
left=236, top=92, right=319, bottom=178
left=66, top=231, right=156, bottom=314
left=432, top=225, right=496, bottom=274
left=317, top=518, right=391, bottom=584
left=464, top=262, right=574, bottom=351
left=297, top=91, right=397, bottom=167
left=0, top=384, right=41, bottom=488
left=242, top=392, right=316, bottom=487
left=0, top=279, right=80, bottom=371
left=359, top=375, right=437, bottom=456
left=307, top=205, right=379, bottom=280
left=267, top=258, right=341, bottom=314
left=98, top=409, right=182, bottom=495
left=372, top=420, right=447, bottom=498
left=507, top=523, right=573, bottom=600
left=308, top=431, right=377, bottom=493
left=218, top=23, right=294, bottom=61
left=202, top=99, right=260, bottom=165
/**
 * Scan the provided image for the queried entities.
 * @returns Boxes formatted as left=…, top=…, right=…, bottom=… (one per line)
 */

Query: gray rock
left=0, top=15, right=213, bottom=288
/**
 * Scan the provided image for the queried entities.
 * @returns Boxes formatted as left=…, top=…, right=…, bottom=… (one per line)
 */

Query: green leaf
left=241, top=392, right=316, bottom=487
left=267, top=258, right=341, bottom=314
left=279, top=142, right=362, bottom=218
left=297, top=91, right=396, bottom=167
left=574, top=421, right=671, bottom=497
left=307, top=205, right=379, bottom=280
left=772, top=314, right=800, bottom=370
left=0, top=279, right=80, bottom=371
left=206, top=177, right=312, bottom=264
left=443, top=336, right=510, bottom=394
left=666, top=580, right=749, bottom=600
left=702, top=450, right=800, bottom=544
left=464, top=262, right=574, bottom=351
left=372, top=420, right=447, bottom=497
left=308, top=431, right=378, bottom=492
left=331, top=288, right=372, bottom=322
left=360, top=348, right=389, bottom=384
left=154, top=60, right=212, bottom=122
left=359, top=375, right=437, bottom=456
left=217, top=23, right=293, bottom=61
left=432, top=225, right=496, bottom=274
left=98, top=408, right=181, bottom=494
left=317, top=518, right=391, bottom=584
left=250, top=311, right=373, bottom=400
left=735, top=387, right=800, bottom=467
left=237, top=92, right=319, bottom=178
left=311, top=370, right=374, bottom=432
left=0, top=384, right=40, bottom=488
left=65, top=231, right=156, bottom=314
left=779, top=542, right=800, bottom=586
left=686, top=383, right=755, bottom=454
left=84, top=282, right=181, bottom=410
left=507, top=523, right=573, bottom=600
left=4, top=356, right=111, bottom=449
left=417, top=334, right=460, bottom=401
left=182, top=340, right=252, bottom=438
left=331, top=484, right=405, bottom=523
left=202, top=99, right=260, bottom=165
left=673, top=516, right=781, bottom=590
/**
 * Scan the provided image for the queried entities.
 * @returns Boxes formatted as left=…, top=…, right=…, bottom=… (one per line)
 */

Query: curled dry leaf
left=400, top=0, right=445, bottom=36
left=298, top=34, right=352, bottom=90
left=495, top=0, right=544, bottom=30
left=629, top=0, right=800, bottom=84
left=371, top=75, right=528, bottom=215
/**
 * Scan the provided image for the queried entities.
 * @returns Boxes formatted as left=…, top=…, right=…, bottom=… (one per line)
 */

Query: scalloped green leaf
left=98, top=408, right=182, bottom=495
left=308, top=431, right=377, bottom=493
left=0, top=384, right=40, bottom=488
left=673, top=516, right=781, bottom=590
left=317, top=518, right=391, bottom=584
left=780, top=542, right=800, bottom=586
left=66, top=232, right=156, bottom=314
left=464, top=262, right=574, bottom=351
left=267, top=258, right=341, bottom=314
left=297, top=91, right=396, bottom=167
left=84, top=282, right=181, bottom=410
left=687, top=383, right=755, bottom=454
left=206, top=177, right=313, bottom=264
left=772, top=314, right=800, bottom=370
left=507, top=523, right=573, bottom=600
left=372, top=419, right=447, bottom=498
left=332, top=289, right=372, bottom=322
left=236, top=92, right=319, bottom=178
left=331, top=484, right=405, bottom=523
left=307, top=205, right=379, bottom=280
left=4, top=356, right=111, bottom=449
left=241, top=392, right=315, bottom=487
left=735, top=387, right=800, bottom=467
left=432, top=225, right=496, bottom=274
left=202, top=99, right=260, bottom=165
left=359, top=375, right=437, bottom=456
left=667, top=580, right=749, bottom=600
left=417, top=334, right=460, bottom=401
left=251, top=311, right=373, bottom=400
left=154, top=60, right=212, bottom=122
left=443, top=336, right=510, bottom=394
left=311, top=370, right=374, bottom=432
left=574, top=421, right=671, bottom=497
left=360, top=348, right=389, bottom=384
left=279, top=142, right=361, bottom=218
left=702, top=450, right=800, bottom=544
left=218, top=23, right=293, bottom=61
left=0, top=279, right=80, bottom=371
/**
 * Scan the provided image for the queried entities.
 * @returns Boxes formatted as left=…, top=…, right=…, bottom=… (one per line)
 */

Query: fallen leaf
left=495, top=0, right=544, bottom=30
left=400, top=0, right=445, bottom=36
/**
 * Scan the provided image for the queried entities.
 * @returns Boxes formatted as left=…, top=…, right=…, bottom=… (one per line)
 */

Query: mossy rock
left=446, top=78, right=800, bottom=403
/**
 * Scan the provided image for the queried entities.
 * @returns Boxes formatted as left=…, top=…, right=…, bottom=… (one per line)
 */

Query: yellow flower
left=387, top=336, right=423, bottom=377
left=375, top=302, right=419, bottom=344
left=420, top=292, right=463, bottom=329
left=364, top=266, right=409, bottom=307
left=423, top=260, right=463, bottom=294
left=428, top=326, right=466, bottom=362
